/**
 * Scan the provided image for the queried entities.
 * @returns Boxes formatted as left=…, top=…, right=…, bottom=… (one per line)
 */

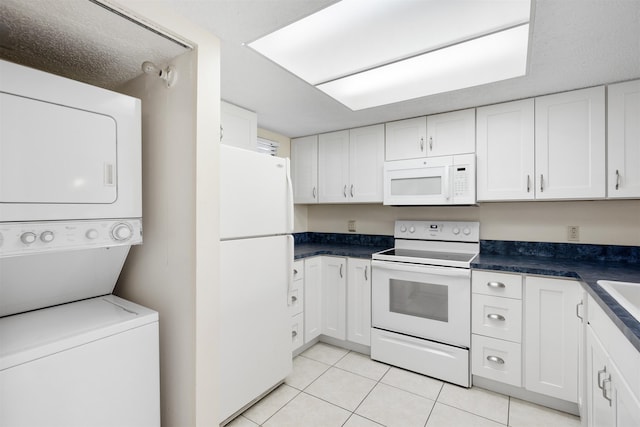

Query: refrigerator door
left=220, top=145, right=293, bottom=240
left=219, top=234, right=293, bottom=423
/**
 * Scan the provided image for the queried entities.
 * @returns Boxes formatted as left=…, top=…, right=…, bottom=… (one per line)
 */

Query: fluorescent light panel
left=249, top=0, right=531, bottom=110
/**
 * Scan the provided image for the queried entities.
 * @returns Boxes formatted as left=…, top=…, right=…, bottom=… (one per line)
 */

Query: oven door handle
left=371, top=260, right=470, bottom=278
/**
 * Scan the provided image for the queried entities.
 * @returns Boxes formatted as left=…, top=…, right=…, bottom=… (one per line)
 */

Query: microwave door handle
left=443, top=165, right=451, bottom=200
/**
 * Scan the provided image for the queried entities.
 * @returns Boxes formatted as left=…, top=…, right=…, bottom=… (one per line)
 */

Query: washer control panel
left=0, top=219, right=142, bottom=257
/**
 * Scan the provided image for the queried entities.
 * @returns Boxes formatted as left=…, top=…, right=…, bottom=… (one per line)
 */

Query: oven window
left=390, top=176, right=441, bottom=196
left=389, top=279, right=448, bottom=322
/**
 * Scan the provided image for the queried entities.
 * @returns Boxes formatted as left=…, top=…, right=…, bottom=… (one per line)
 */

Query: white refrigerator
left=219, top=145, right=293, bottom=424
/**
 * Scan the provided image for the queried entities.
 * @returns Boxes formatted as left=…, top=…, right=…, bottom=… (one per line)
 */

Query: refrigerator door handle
left=287, top=235, right=294, bottom=295
left=285, top=158, right=294, bottom=233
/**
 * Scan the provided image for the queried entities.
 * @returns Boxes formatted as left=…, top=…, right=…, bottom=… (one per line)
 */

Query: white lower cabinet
left=347, top=258, right=371, bottom=346
left=301, top=255, right=372, bottom=347
left=303, top=257, right=322, bottom=343
left=524, top=276, right=581, bottom=403
left=472, top=270, right=582, bottom=405
left=321, top=257, right=347, bottom=340
left=586, top=295, right=640, bottom=427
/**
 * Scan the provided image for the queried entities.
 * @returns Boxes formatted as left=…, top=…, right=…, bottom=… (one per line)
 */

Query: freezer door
left=219, top=235, right=293, bottom=423
left=220, top=145, right=293, bottom=239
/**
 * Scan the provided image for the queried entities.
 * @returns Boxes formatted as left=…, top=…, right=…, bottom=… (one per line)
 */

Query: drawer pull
left=291, top=295, right=298, bottom=303
left=293, top=268, right=298, bottom=275
left=487, top=355, right=505, bottom=365
left=487, top=281, right=506, bottom=289
left=292, top=330, right=298, bottom=338
left=487, top=313, right=506, bottom=321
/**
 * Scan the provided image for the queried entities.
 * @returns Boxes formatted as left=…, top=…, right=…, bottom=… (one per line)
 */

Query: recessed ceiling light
left=249, top=0, right=532, bottom=110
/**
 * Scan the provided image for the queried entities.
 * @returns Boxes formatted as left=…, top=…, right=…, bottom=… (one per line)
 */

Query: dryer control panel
left=0, top=219, right=142, bottom=258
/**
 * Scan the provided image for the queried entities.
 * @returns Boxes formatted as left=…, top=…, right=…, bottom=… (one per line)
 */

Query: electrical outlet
left=567, top=225, right=580, bottom=242
left=348, top=220, right=356, bottom=232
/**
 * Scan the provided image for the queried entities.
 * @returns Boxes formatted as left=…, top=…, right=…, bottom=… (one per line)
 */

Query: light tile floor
left=228, top=343, right=581, bottom=427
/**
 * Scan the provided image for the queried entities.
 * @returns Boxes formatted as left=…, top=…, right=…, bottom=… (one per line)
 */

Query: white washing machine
left=0, top=295, right=160, bottom=427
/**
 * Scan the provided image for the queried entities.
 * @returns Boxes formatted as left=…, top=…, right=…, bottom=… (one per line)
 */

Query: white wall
left=110, top=1, right=221, bottom=426
left=303, top=200, right=640, bottom=245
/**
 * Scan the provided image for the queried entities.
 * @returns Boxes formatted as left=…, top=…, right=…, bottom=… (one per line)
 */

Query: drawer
left=472, top=294, right=522, bottom=342
left=472, top=270, right=522, bottom=299
left=293, top=260, right=304, bottom=280
left=472, top=334, right=522, bottom=387
left=288, top=279, right=304, bottom=316
left=291, top=313, right=304, bottom=351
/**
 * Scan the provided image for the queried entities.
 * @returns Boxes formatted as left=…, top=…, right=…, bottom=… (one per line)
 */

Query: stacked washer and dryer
left=0, top=60, right=160, bottom=426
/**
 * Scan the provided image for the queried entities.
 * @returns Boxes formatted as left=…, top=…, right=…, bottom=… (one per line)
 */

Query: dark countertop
left=294, top=242, right=390, bottom=260
left=472, top=254, right=640, bottom=352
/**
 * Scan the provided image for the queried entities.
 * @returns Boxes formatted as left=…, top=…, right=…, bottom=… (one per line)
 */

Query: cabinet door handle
left=339, top=264, right=343, bottom=278
left=487, top=281, right=506, bottom=289
left=597, top=367, right=607, bottom=389
left=527, top=175, right=531, bottom=193
left=220, top=125, right=224, bottom=142
left=540, top=174, right=544, bottom=192
left=487, top=313, right=506, bottom=321
left=364, top=265, right=368, bottom=281
left=487, top=355, right=505, bottom=365
left=350, top=184, right=354, bottom=197
left=293, top=268, right=298, bottom=275
left=343, top=185, right=348, bottom=198
left=602, top=377, right=612, bottom=406
left=292, top=330, right=298, bottom=338
left=312, top=187, right=317, bottom=199
left=576, top=301, right=584, bottom=321
left=420, top=137, right=424, bottom=152
left=429, top=136, right=433, bottom=151
left=615, top=170, right=621, bottom=190
left=291, top=295, right=297, bottom=303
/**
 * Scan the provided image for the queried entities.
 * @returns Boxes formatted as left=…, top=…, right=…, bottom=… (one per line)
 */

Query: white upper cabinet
left=385, top=110, right=475, bottom=161
left=477, top=99, right=535, bottom=201
left=426, top=108, right=476, bottom=157
left=318, top=125, right=384, bottom=203
left=318, top=130, right=350, bottom=203
left=348, top=124, right=385, bottom=202
left=607, top=79, right=640, bottom=198
left=291, top=135, right=318, bottom=204
left=534, top=86, right=606, bottom=200
left=385, top=116, right=427, bottom=161
left=220, top=101, right=257, bottom=151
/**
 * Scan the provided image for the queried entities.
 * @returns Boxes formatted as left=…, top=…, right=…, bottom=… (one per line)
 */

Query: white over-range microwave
left=383, top=153, right=476, bottom=205
left=0, top=59, right=141, bottom=222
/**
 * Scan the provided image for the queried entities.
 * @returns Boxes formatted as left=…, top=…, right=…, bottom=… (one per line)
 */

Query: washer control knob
left=452, top=227, right=460, bottom=235
left=409, top=226, right=416, bottom=233
left=112, top=223, right=133, bottom=241
left=21, top=232, right=37, bottom=245
left=86, top=229, right=99, bottom=240
left=400, top=225, right=407, bottom=232
left=40, top=231, right=55, bottom=243
left=463, top=227, right=471, bottom=235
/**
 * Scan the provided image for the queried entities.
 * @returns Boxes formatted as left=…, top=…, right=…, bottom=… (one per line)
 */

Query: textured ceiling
left=2, top=0, right=639, bottom=138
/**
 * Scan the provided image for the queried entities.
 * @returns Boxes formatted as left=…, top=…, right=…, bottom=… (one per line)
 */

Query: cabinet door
left=535, top=86, right=606, bottom=199
left=524, top=276, right=581, bottom=402
left=614, top=367, right=640, bottom=427
left=318, top=130, right=350, bottom=203
left=303, top=257, right=322, bottom=343
left=349, top=124, right=384, bottom=203
left=385, top=116, right=427, bottom=161
left=321, top=257, right=346, bottom=340
left=586, top=327, right=616, bottom=427
left=608, top=79, right=640, bottom=198
left=221, top=101, right=257, bottom=151
left=347, top=258, right=371, bottom=346
left=476, top=99, right=535, bottom=201
left=426, top=108, right=476, bottom=157
left=291, top=135, right=318, bottom=204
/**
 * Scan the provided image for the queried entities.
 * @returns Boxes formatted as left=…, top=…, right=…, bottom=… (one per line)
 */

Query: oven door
left=371, top=259, right=470, bottom=347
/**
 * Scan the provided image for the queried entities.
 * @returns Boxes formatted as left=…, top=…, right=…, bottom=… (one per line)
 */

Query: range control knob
left=86, top=229, right=99, bottom=240
left=409, top=226, right=416, bottom=233
left=452, top=227, right=460, bottom=235
left=463, top=227, right=471, bottom=235
left=400, top=225, right=407, bottom=232
left=40, top=231, right=55, bottom=243
left=21, top=232, right=37, bottom=245
left=111, top=223, right=133, bottom=241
